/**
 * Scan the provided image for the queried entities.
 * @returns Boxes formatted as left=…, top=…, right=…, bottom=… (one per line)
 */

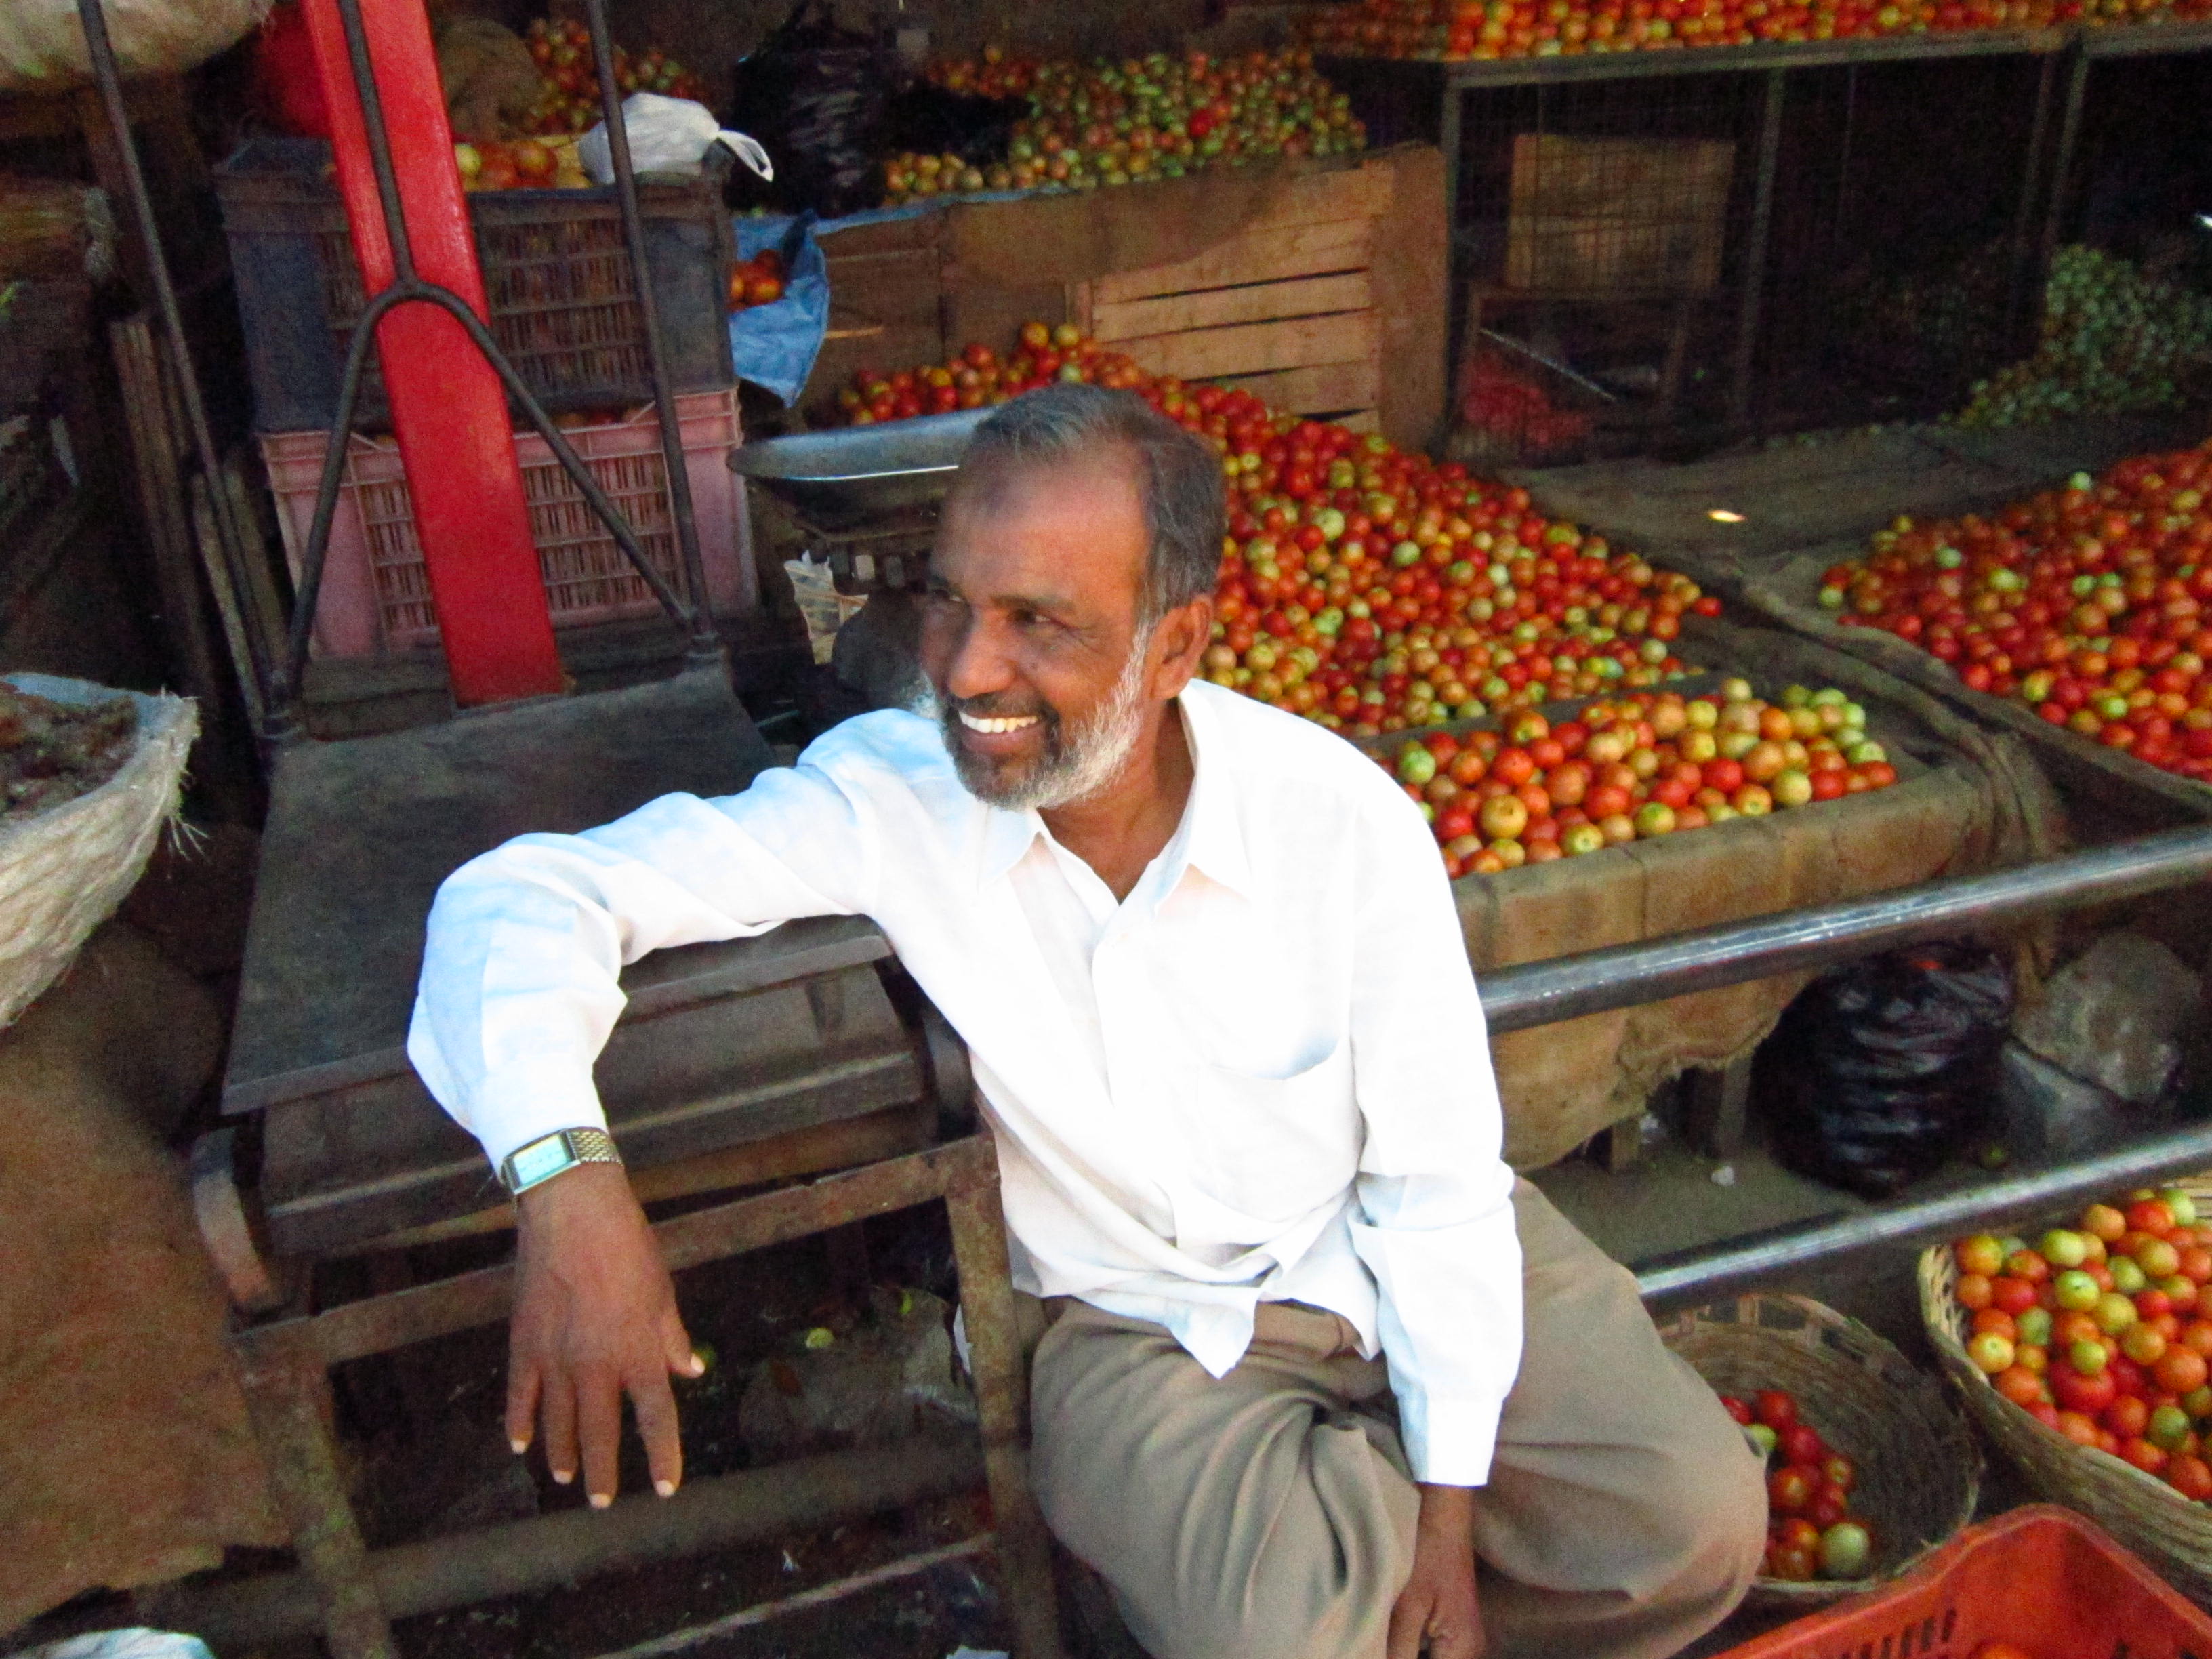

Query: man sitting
left=410, top=384, right=1765, bottom=1659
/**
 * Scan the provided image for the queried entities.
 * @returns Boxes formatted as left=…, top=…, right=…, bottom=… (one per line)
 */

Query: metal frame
left=198, top=1136, right=1065, bottom=1659
left=63, top=7, right=1059, bottom=1657
left=1328, top=18, right=2212, bottom=442
left=73, top=0, right=721, bottom=745
left=1469, top=822, right=2212, bottom=1308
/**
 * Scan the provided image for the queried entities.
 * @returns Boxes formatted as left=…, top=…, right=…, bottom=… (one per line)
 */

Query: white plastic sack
left=0, top=0, right=268, bottom=94
left=2013, top=931, right=2203, bottom=1106
left=19, top=1632, right=215, bottom=1659
left=580, top=93, right=773, bottom=186
left=0, top=674, right=194, bottom=1028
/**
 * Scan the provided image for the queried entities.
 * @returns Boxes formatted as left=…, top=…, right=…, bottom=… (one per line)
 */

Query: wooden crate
left=1504, top=134, right=1734, bottom=296
left=1068, top=159, right=1396, bottom=430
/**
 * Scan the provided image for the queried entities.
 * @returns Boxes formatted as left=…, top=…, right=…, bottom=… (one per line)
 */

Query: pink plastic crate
left=260, top=390, right=754, bottom=659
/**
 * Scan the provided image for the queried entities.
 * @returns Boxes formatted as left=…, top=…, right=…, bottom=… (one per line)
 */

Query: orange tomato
left=2156, top=1347, right=2210, bottom=1396
left=1971, top=1308, right=2018, bottom=1342
left=1956, top=1273, right=1994, bottom=1311
left=2169, top=1454, right=2212, bottom=1502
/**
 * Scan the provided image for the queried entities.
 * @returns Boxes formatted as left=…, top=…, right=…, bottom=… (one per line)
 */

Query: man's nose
left=930, top=610, right=1018, bottom=705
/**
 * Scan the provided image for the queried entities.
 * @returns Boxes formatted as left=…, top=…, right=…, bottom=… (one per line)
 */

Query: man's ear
left=1149, top=594, right=1217, bottom=699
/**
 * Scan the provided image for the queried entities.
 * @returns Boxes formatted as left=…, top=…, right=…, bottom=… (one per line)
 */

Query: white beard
left=921, top=626, right=1155, bottom=813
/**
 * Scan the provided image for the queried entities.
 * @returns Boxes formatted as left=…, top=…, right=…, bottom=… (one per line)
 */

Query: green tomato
left=1396, top=744, right=1437, bottom=787
left=2111, top=1257, right=2148, bottom=1296
left=2053, top=1269, right=2101, bottom=1312
left=2016, top=1306, right=2053, bottom=1348
left=2041, top=1229, right=2090, bottom=1269
left=2151, top=1404, right=2193, bottom=1450
left=2161, top=1188, right=2200, bottom=1227
left=2095, top=1292, right=2140, bottom=1335
left=1746, top=1422, right=1778, bottom=1460
left=1818, top=1521, right=1874, bottom=1580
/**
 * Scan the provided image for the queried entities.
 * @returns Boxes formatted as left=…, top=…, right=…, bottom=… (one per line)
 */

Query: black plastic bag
left=884, top=82, right=1033, bottom=167
left=1757, top=943, right=2015, bottom=1198
left=724, top=0, right=887, bottom=218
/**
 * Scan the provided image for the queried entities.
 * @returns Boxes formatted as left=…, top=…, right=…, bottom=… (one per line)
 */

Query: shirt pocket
left=1185, top=1037, right=1360, bottom=1227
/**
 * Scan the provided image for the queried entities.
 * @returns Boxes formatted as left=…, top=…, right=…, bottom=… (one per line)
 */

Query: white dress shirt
left=409, top=679, right=1523, bottom=1484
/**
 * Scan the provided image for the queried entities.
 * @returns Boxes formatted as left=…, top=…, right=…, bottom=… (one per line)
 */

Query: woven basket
left=1919, top=1173, right=2212, bottom=1606
left=1661, top=1292, right=1982, bottom=1610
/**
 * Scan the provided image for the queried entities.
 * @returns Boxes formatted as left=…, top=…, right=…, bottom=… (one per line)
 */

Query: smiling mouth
left=958, top=710, right=1042, bottom=735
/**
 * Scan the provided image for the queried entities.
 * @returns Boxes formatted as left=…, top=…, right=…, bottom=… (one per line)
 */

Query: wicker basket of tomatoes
left=1921, top=1181, right=2212, bottom=1605
left=1662, top=1292, right=1981, bottom=1610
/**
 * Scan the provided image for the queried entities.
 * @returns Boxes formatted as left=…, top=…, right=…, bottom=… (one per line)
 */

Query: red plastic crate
left=1715, top=1506, right=2212, bottom=1659
left=261, top=390, right=754, bottom=659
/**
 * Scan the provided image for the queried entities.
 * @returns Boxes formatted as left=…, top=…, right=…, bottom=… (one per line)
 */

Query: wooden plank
left=1092, top=272, right=1372, bottom=344
left=1333, top=409, right=1383, bottom=434
left=1211, top=358, right=1382, bottom=415
left=1245, top=161, right=1395, bottom=236
left=1092, top=217, right=1374, bottom=306
left=1114, top=312, right=1378, bottom=382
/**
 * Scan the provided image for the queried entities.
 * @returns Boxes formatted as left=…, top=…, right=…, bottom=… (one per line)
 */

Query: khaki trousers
left=1025, top=1179, right=1767, bottom=1659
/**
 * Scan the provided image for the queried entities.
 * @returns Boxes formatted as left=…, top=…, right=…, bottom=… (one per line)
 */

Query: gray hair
left=961, top=382, right=1225, bottom=624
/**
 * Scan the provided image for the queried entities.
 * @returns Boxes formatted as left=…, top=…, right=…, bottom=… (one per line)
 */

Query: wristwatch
left=499, top=1127, right=624, bottom=1196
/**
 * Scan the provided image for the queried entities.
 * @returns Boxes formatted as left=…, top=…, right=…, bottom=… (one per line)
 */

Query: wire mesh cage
left=1753, top=54, right=2053, bottom=432
left=1450, top=72, right=1763, bottom=462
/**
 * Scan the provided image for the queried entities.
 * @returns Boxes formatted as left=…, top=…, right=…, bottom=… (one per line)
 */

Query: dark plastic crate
left=216, top=138, right=735, bottom=434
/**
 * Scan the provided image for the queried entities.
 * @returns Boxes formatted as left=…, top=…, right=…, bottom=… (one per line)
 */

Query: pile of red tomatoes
left=1947, top=1187, right=2212, bottom=1503
left=1820, top=444, right=2212, bottom=784
left=1722, top=1389, right=1875, bottom=1582
left=1379, top=681, right=1900, bottom=876
left=839, top=325, right=1719, bottom=738
left=1305, top=0, right=2210, bottom=63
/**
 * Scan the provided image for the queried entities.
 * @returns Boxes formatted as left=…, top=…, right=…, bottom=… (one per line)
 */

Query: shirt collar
left=969, top=684, right=1254, bottom=901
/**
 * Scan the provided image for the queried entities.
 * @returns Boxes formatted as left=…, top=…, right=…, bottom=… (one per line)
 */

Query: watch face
left=510, top=1135, right=575, bottom=1189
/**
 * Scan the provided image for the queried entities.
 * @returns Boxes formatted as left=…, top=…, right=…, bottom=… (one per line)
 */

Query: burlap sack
left=0, top=924, right=283, bottom=1631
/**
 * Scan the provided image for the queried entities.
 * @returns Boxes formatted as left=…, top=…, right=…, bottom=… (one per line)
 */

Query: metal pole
left=1479, top=823, right=2212, bottom=1033
left=125, top=1436, right=987, bottom=1649
left=2005, top=50, right=2061, bottom=357
left=1727, top=68, right=1786, bottom=432
left=582, top=0, right=723, bottom=665
left=73, top=0, right=276, bottom=724
left=1636, top=1120, right=2212, bottom=1310
left=2036, top=41, right=2091, bottom=281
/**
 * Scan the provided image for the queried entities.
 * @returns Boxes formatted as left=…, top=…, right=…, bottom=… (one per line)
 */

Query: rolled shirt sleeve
left=408, top=752, right=884, bottom=1170
left=1346, top=786, right=1522, bottom=1488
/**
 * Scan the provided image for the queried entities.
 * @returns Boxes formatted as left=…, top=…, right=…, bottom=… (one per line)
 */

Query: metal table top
left=226, top=668, right=790, bottom=1111
left=222, top=670, right=921, bottom=1254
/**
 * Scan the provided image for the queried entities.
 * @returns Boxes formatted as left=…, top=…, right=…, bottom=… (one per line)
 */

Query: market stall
left=21, top=0, right=2212, bottom=1651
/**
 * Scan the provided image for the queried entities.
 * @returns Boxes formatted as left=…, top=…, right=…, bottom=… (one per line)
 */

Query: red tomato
left=1767, top=1466, right=1814, bottom=1514
left=1780, top=1425, right=1826, bottom=1467
left=1755, top=1391, right=1799, bottom=1431
left=1718, top=1395, right=1754, bottom=1426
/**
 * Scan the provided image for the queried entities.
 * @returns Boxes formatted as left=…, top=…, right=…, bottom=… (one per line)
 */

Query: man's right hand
left=507, top=1161, right=701, bottom=1507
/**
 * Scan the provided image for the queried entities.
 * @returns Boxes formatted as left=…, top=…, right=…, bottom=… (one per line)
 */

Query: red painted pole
left=300, top=0, right=565, bottom=706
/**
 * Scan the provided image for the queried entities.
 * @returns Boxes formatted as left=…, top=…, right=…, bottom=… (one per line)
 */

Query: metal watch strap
left=499, top=1126, right=623, bottom=1195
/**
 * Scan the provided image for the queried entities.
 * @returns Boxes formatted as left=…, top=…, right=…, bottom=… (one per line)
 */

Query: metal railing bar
left=1635, top=1121, right=2212, bottom=1309
left=1478, top=823, right=2212, bottom=1035
left=582, top=0, right=721, bottom=664
left=274, top=276, right=704, bottom=715
left=74, top=0, right=279, bottom=725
